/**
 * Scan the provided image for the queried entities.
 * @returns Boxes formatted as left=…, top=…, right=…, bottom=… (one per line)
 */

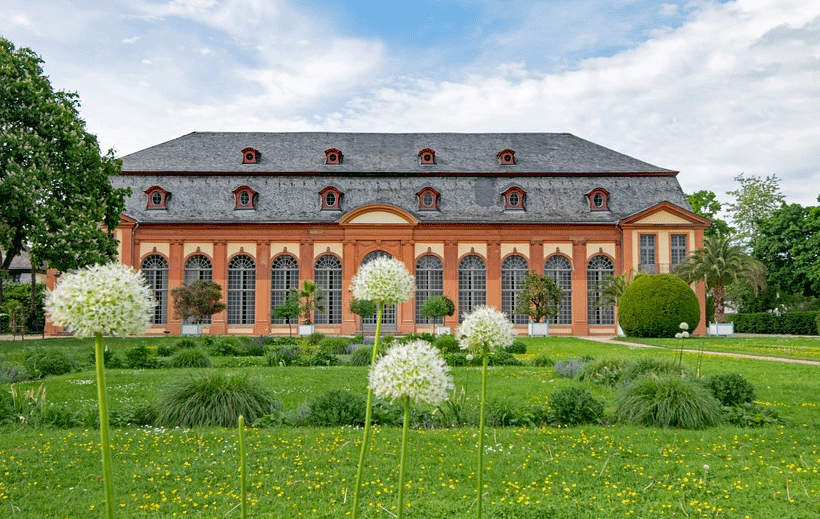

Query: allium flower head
left=457, top=306, right=515, bottom=356
left=368, top=340, right=453, bottom=405
left=351, top=256, right=414, bottom=304
left=46, top=263, right=156, bottom=338
left=679, top=322, right=689, bottom=331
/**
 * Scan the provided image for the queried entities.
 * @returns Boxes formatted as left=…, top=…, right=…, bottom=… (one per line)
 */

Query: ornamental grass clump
left=46, top=262, right=155, bottom=519
left=457, top=306, right=514, bottom=518
left=369, top=339, right=452, bottom=519
left=616, top=375, right=723, bottom=429
left=350, top=256, right=414, bottom=519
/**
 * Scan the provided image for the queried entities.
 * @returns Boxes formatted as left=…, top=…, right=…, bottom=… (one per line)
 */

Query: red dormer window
left=233, top=185, right=257, bottom=209
left=503, top=186, right=526, bottom=210
left=416, top=187, right=440, bottom=211
left=145, top=186, right=170, bottom=209
left=325, top=148, right=343, bottom=165
left=418, top=148, right=436, bottom=165
left=586, top=187, right=610, bottom=211
left=319, top=186, right=342, bottom=210
left=498, top=149, right=516, bottom=165
left=242, top=147, right=260, bottom=164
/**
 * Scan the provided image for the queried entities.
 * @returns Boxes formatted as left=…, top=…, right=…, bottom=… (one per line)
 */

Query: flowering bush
left=369, top=340, right=453, bottom=406
left=457, top=306, right=515, bottom=356
left=351, top=256, right=414, bottom=304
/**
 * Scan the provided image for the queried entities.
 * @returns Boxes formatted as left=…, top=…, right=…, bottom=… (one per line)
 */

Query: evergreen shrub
left=728, top=311, right=819, bottom=335
left=24, top=348, right=78, bottom=377
left=618, top=274, right=700, bottom=337
left=434, top=334, right=461, bottom=354
left=123, top=345, right=160, bottom=369
left=309, top=389, right=366, bottom=426
left=505, top=340, right=527, bottom=354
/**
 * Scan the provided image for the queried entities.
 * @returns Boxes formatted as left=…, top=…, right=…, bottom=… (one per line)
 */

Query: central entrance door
left=360, top=251, right=397, bottom=333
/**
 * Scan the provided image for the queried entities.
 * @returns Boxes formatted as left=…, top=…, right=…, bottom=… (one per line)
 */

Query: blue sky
left=2, top=0, right=819, bottom=209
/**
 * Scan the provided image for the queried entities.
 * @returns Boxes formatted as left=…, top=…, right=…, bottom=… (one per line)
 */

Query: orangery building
left=73, top=132, right=709, bottom=336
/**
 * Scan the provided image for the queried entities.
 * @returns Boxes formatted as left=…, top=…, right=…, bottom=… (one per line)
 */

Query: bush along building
left=49, top=132, right=709, bottom=337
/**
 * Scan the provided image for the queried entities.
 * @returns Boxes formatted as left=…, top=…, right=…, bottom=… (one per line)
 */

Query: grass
left=1, top=335, right=820, bottom=517
left=617, top=335, right=820, bottom=362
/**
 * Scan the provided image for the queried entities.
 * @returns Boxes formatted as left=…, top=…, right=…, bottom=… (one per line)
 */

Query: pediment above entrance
left=620, top=201, right=710, bottom=227
left=340, top=204, right=418, bottom=225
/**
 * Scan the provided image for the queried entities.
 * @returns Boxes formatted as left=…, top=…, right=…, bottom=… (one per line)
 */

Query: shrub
left=309, top=389, right=366, bottom=427
left=620, top=358, right=690, bottom=385
left=704, top=373, right=756, bottom=407
left=156, top=372, right=279, bottom=428
left=174, top=338, right=199, bottom=350
left=320, top=337, right=351, bottom=355
left=722, top=402, right=783, bottom=427
left=236, top=337, right=267, bottom=357
left=548, top=386, right=605, bottom=426
left=554, top=358, right=588, bottom=379
left=618, top=274, right=700, bottom=337
left=303, top=332, right=325, bottom=345
left=167, top=348, right=212, bottom=368
left=348, top=345, right=375, bottom=366
left=434, top=334, right=461, bottom=354
left=123, top=345, right=159, bottom=369
left=110, top=403, right=157, bottom=427
left=505, top=340, right=527, bottom=354
left=88, top=348, right=123, bottom=369
left=487, top=399, right=536, bottom=427
left=616, top=375, right=723, bottom=429
left=729, top=311, right=820, bottom=335
left=266, top=344, right=301, bottom=366
left=530, top=354, right=554, bottom=367
left=488, top=350, right=523, bottom=366
left=400, top=332, right=436, bottom=344
left=0, top=362, right=29, bottom=383
left=443, top=352, right=473, bottom=367
left=577, top=358, right=629, bottom=386
left=24, top=348, right=78, bottom=377
left=208, top=337, right=240, bottom=356
left=156, top=344, right=176, bottom=357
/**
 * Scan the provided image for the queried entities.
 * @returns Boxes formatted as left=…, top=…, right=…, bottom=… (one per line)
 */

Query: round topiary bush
left=618, top=274, right=700, bottom=337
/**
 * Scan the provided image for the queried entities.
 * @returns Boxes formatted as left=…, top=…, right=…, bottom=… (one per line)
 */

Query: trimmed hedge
left=727, top=311, right=819, bottom=335
left=618, top=274, right=700, bottom=338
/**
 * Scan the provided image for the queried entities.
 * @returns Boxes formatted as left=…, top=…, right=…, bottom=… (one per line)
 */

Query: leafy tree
left=419, top=295, right=456, bottom=322
left=272, top=293, right=301, bottom=336
left=171, top=280, right=226, bottom=324
left=594, top=269, right=645, bottom=310
left=676, top=233, right=767, bottom=323
left=0, top=38, right=128, bottom=304
left=349, top=298, right=377, bottom=333
left=686, top=190, right=731, bottom=238
left=725, top=173, right=784, bottom=248
left=293, top=280, right=324, bottom=325
left=514, top=272, right=562, bottom=323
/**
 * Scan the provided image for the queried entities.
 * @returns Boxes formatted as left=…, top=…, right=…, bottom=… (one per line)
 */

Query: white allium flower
left=457, top=306, right=515, bottom=356
left=681, top=331, right=690, bottom=339
left=675, top=333, right=682, bottom=339
left=351, top=256, right=414, bottom=304
left=46, top=263, right=156, bottom=338
left=368, top=340, right=453, bottom=405
left=679, top=322, right=689, bottom=331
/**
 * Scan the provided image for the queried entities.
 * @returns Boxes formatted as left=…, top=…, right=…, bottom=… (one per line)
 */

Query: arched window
left=227, top=255, right=256, bottom=325
left=314, top=255, right=342, bottom=324
left=141, top=255, right=168, bottom=324
left=501, top=255, right=529, bottom=324
left=587, top=255, right=614, bottom=325
left=360, top=251, right=396, bottom=326
left=184, top=255, right=213, bottom=324
left=271, top=255, right=299, bottom=324
left=415, top=255, right=444, bottom=324
left=458, top=255, right=486, bottom=322
left=544, top=255, right=572, bottom=325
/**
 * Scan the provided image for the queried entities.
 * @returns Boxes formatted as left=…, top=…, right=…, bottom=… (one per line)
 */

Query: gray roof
left=120, top=132, right=677, bottom=175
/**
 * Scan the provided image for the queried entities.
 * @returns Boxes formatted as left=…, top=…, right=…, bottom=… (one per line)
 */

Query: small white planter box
left=180, top=324, right=202, bottom=336
left=435, top=326, right=451, bottom=337
left=298, top=324, right=315, bottom=336
left=708, top=322, right=734, bottom=336
left=528, top=322, right=549, bottom=337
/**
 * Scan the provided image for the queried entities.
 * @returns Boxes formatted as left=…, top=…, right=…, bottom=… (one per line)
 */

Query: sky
left=2, top=0, right=819, bottom=210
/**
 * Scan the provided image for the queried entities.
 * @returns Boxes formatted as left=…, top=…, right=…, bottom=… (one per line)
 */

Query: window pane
left=228, top=255, right=256, bottom=324
left=141, top=255, right=168, bottom=324
left=314, top=255, right=342, bottom=324
left=458, top=255, right=486, bottom=322
left=271, top=255, right=299, bottom=324
left=587, top=255, right=614, bottom=325
left=640, top=235, right=656, bottom=273
left=501, top=255, right=529, bottom=324
left=544, top=255, right=572, bottom=325
left=183, top=255, right=213, bottom=323
left=415, top=255, right=444, bottom=324
left=360, top=251, right=396, bottom=325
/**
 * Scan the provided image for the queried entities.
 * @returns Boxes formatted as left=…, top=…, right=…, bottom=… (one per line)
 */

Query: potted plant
left=171, top=280, right=226, bottom=335
left=293, top=280, right=324, bottom=336
left=271, top=293, right=301, bottom=336
left=419, top=295, right=456, bottom=335
left=350, top=298, right=377, bottom=334
left=514, top=272, right=561, bottom=336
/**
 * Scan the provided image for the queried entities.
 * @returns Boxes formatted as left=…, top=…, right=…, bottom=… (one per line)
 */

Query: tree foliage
left=725, top=174, right=784, bottom=247
left=272, top=293, right=301, bottom=336
left=514, top=272, right=562, bottom=323
left=686, top=190, right=731, bottom=238
left=171, top=280, right=226, bottom=324
left=293, top=280, right=324, bottom=324
left=419, top=295, right=456, bottom=320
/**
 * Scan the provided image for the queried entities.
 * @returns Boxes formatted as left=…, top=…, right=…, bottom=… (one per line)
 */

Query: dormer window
left=319, top=186, right=342, bottom=210
left=233, top=185, right=257, bottom=209
left=418, top=148, right=436, bottom=165
left=497, top=149, right=516, bottom=165
left=586, top=187, right=610, bottom=211
left=416, top=187, right=440, bottom=211
left=145, top=186, right=170, bottom=210
left=242, top=147, right=260, bottom=164
left=325, top=148, right=343, bottom=165
left=503, top=186, right=526, bottom=210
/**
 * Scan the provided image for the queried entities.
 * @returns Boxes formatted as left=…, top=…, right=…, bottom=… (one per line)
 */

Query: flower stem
left=352, top=302, right=384, bottom=519
left=95, top=332, right=116, bottom=519
left=239, top=415, right=247, bottom=519
left=397, top=395, right=411, bottom=519
left=476, top=351, right=489, bottom=519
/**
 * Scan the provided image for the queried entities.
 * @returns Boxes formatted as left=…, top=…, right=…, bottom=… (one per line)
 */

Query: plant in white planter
left=293, top=280, right=324, bottom=335
left=419, top=295, right=455, bottom=335
left=171, top=280, right=226, bottom=335
left=271, top=293, right=301, bottom=336
left=515, top=272, right=561, bottom=336
left=349, top=298, right=377, bottom=334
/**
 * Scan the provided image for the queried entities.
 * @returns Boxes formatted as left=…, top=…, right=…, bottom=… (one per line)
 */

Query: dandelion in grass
left=350, top=256, right=414, bottom=519
left=46, top=262, right=155, bottom=519
left=369, top=340, right=452, bottom=519
left=457, top=306, right=514, bottom=519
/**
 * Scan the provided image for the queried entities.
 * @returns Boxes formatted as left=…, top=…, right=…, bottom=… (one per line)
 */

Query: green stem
left=95, top=332, right=115, bottom=519
left=352, top=302, right=384, bottom=519
left=239, top=415, right=247, bottom=519
left=476, top=351, right=489, bottom=519
left=397, top=396, right=411, bottom=519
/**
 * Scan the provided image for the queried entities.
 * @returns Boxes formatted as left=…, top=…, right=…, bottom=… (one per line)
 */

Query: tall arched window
left=227, top=255, right=256, bottom=325
left=314, top=255, right=342, bottom=324
left=141, top=255, right=168, bottom=324
left=184, top=255, right=213, bottom=323
left=271, top=255, right=299, bottom=324
left=458, top=255, right=486, bottom=322
left=415, top=255, right=444, bottom=324
left=501, top=255, right=529, bottom=324
left=587, top=255, right=614, bottom=325
left=544, top=255, right=572, bottom=325
left=360, top=251, right=396, bottom=326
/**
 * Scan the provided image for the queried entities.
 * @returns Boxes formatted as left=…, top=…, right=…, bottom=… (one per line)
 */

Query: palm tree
left=675, top=233, right=767, bottom=323
left=293, top=280, right=325, bottom=325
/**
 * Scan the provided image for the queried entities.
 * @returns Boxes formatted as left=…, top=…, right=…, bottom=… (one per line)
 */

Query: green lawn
left=2, top=335, right=820, bottom=518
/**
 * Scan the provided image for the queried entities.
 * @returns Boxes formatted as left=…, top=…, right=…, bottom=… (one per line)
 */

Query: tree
left=514, top=272, right=562, bottom=323
left=686, top=190, right=731, bottom=238
left=594, top=269, right=645, bottom=310
left=419, top=295, right=456, bottom=322
left=293, top=280, right=324, bottom=325
left=675, top=233, right=767, bottom=323
left=272, top=293, right=301, bottom=336
left=725, top=174, right=784, bottom=248
left=171, top=280, right=226, bottom=325
left=349, top=298, right=377, bottom=333
left=0, top=38, right=128, bottom=303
